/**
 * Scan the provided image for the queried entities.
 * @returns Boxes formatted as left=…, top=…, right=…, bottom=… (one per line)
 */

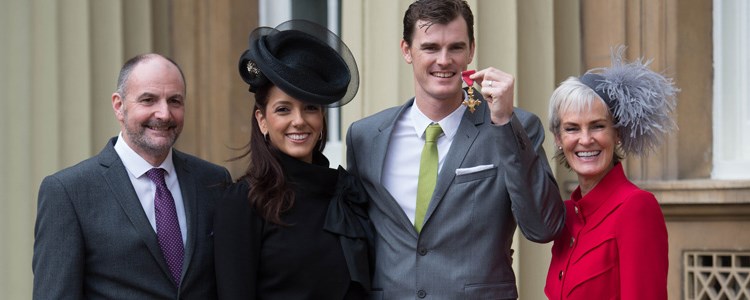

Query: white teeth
left=577, top=151, right=600, bottom=157
left=433, top=72, right=453, bottom=78
left=287, top=133, right=309, bottom=140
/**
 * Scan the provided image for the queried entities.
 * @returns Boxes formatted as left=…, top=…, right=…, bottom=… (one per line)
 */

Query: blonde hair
left=548, top=76, right=611, bottom=136
left=547, top=76, right=622, bottom=168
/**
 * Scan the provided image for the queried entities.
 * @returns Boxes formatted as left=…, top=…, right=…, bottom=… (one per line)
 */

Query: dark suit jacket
left=346, top=98, right=566, bottom=299
left=33, top=137, right=231, bottom=300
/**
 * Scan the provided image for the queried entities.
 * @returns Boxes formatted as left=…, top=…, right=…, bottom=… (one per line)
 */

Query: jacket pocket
left=454, top=166, right=497, bottom=183
left=464, top=281, right=518, bottom=299
left=565, top=234, right=618, bottom=297
left=368, top=289, right=383, bottom=300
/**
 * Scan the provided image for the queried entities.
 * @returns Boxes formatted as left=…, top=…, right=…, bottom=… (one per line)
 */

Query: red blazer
left=545, top=163, right=668, bottom=299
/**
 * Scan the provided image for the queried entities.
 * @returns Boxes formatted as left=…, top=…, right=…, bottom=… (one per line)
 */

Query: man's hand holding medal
left=462, top=68, right=515, bottom=125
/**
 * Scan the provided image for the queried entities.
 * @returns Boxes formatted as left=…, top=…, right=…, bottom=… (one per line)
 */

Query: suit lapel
left=98, top=137, right=174, bottom=282
left=372, top=100, right=422, bottom=235
left=424, top=98, right=485, bottom=223
left=369, top=112, right=395, bottom=185
left=172, top=150, right=197, bottom=286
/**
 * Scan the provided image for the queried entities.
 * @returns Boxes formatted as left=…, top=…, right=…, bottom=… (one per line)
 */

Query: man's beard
left=123, top=111, right=181, bottom=157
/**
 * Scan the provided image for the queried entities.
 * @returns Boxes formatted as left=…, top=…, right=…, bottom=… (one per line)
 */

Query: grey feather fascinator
left=580, top=46, right=678, bottom=156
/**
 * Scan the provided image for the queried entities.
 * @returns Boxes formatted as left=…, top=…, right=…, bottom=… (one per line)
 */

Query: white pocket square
left=455, top=164, right=495, bottom=175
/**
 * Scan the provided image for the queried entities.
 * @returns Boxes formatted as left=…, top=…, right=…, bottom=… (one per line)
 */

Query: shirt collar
left=410, top=90, right=468, bottom=139
left=114, top=132, right=176, bottom=179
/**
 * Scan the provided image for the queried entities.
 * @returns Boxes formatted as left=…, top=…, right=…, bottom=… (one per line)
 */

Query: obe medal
left=461, top=69, right=480, bottom=113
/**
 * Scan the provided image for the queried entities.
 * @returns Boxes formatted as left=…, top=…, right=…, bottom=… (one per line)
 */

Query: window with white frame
left=259, top=0, right=345, bottom=167
left=713, top=0, right=750, bottom=180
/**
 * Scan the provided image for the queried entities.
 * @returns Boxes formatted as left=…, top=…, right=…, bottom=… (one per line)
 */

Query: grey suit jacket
left=346, top=98, right=565, bottom=299
left=33, top=137, right=231, bottom=300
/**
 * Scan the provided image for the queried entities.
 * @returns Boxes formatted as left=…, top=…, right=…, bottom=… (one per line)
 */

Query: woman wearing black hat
left=544, top=47, right=677, bottom=299
left=214, top=20, right=372, bottom=299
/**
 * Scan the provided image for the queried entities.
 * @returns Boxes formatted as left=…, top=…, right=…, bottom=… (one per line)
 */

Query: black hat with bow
left=238, top=19, right=359, bottom=108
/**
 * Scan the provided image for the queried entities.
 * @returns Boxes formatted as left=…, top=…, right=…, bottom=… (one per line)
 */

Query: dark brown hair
left=235, top=85, right=328, bottom=225
left=402, top=0, right=474, bottom=46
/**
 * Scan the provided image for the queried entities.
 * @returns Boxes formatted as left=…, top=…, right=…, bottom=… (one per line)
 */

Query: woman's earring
left=319, top=131, right=323, bottom=141
left=264, top=133, right=269, bottom=142
left=557, top=145, right=562, bottom=150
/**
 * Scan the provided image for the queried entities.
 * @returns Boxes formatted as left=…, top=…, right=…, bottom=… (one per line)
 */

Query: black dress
left=214, top=151, right=373, bottom=300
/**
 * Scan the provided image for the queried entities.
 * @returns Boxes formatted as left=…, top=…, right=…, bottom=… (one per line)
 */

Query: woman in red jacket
left=545, top=46, right=678, bottom=300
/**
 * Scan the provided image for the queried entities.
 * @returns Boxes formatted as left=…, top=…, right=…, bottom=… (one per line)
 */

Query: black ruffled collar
left=275, top=150, right=373, bottom=290
left=277, top=150, right=336, bottom=190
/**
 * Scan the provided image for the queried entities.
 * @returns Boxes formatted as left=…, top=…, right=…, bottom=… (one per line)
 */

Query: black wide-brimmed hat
left=238, top=19, right=359, bottom=107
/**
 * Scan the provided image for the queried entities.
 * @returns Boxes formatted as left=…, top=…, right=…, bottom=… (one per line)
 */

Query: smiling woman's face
left=255, top=86, right=325, bottom=163
left=555, top=98, right=619, bottom=188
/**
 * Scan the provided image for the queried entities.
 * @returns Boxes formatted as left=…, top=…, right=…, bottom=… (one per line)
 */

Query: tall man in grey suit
left=345, top=0, right=565, bottom=298
left=33, top=53, right=231, bottom=299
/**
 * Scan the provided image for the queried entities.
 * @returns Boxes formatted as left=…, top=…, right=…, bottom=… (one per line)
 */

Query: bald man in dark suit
left=33, top=53, right=231, bottom=299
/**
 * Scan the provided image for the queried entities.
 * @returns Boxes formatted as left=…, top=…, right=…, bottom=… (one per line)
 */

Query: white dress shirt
left=382, top=98, right=467, bottom=225
left=114, top=132, right=187, bottom=244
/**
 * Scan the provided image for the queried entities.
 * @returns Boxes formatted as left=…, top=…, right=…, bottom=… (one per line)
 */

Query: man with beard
left=33, top=53, right=231, bottom=299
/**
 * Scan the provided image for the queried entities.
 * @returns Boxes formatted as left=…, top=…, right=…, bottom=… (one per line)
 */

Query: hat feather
left=592, top=46, right=679, bottom=156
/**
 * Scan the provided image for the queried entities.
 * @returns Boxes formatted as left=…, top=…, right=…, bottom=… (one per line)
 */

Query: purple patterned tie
left=145, top=168, right=184, bottom=287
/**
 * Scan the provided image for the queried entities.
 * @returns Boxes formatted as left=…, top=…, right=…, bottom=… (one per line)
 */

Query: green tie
left=415, top=123, right=443, bottom=233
